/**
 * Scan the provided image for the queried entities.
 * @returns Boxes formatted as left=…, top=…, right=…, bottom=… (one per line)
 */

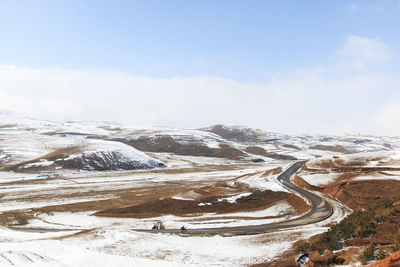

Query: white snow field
left=0, top=114, right=399, bottom=266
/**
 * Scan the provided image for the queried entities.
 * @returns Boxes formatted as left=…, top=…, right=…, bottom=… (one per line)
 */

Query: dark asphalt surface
left=132, top=161, right=333, bottom=235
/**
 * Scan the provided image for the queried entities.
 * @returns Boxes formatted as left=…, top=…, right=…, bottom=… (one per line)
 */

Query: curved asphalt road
left=132, top=161, right=333, bottom=235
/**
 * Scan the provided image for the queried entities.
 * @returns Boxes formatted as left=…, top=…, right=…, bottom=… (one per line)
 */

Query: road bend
left=132, top=161, right=333, bottom=235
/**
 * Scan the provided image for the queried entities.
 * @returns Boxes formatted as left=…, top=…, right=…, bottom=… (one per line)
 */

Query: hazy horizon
left=1, top=1, right=399, bottom=135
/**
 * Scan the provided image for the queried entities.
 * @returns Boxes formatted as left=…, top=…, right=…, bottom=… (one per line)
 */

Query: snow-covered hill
left=0, top=113, right=399, bottom=173
left=0, top=114, right=165, bottom=172
left=12, top=139, right=166, bottom=172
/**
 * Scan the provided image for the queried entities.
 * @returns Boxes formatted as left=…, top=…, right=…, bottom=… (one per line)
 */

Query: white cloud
left=370, top=104, right=400, bottom=135
left=0, top=35, right=397, bottom=135
left=335, top=35, right=388, bottom=70
left=0, top=62, right=399, bottom=135
left=339, top=35, right=388, bottom=61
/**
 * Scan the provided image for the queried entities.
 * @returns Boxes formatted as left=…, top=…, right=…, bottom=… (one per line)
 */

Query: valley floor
left=0, top=155, right=352, bottom=266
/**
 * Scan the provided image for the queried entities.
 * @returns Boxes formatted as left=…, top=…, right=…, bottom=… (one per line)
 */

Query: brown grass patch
left=286, top=193, right=311, bottom=215
left=245, top=146, right=268, bottom=156
left=106, top=135, right=246, bottom=160
left=94, top=190, right=290, bottom=218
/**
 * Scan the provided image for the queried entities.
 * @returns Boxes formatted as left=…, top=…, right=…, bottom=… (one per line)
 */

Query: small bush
left=297, top=242, right=310, bottom=254
left=362, top=243, right=376, bottom=262
left=307, top=197, right=400, bottom=254
left=376, top=249, right=387, bottom=260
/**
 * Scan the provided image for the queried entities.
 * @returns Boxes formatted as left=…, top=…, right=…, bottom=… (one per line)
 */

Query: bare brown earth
left=323, top=180, right=400, bottom=210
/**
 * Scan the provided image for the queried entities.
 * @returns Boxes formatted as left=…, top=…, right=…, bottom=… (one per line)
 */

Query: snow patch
left=218, top=192, right=252, bottom=203
left=300, top=172, right=341, bottom=187
left=237, top=169, right=290, bottom=193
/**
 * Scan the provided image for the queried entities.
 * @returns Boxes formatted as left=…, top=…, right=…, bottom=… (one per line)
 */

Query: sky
left=0, top=0, right=400, bottom=135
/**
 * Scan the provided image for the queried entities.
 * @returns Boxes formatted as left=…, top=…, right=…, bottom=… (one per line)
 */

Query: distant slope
left=107, top=136, right=246, bottom=160
left=0, top=113, right=398, bottom=172
left=201, top=124, right=269, bottom=143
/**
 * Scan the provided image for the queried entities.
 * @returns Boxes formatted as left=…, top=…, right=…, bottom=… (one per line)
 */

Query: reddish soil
left=323, top=180, right=400, bottom=210
left=293, top=176, right=321, bottom=191
left=369, top=250, right=400, bottom=267
left=287, top=193, right=311, bottom=214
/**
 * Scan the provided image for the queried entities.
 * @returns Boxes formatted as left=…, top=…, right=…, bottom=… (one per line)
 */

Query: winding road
left=132, top=161, right=333, bottom=235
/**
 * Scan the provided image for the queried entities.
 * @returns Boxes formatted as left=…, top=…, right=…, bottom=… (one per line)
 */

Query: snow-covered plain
left=0, top=161, right=350, bottom=266
left=0, top=190, right=351, bottom=267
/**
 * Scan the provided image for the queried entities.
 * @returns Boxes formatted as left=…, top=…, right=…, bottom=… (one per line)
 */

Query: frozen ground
left=0, top=160, right=352, bottom=267
left=0, top=193, right=350, bottom=267
left=1, top=114, right=399, bottom=266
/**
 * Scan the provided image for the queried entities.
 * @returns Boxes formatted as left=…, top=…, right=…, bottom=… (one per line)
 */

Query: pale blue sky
left=0, top=1, right=400, bottom=134
left=1, top=0, right=399, bottom=80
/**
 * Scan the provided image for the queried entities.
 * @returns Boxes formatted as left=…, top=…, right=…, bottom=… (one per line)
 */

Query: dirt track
left=132, top=161, right=333, bottom=235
